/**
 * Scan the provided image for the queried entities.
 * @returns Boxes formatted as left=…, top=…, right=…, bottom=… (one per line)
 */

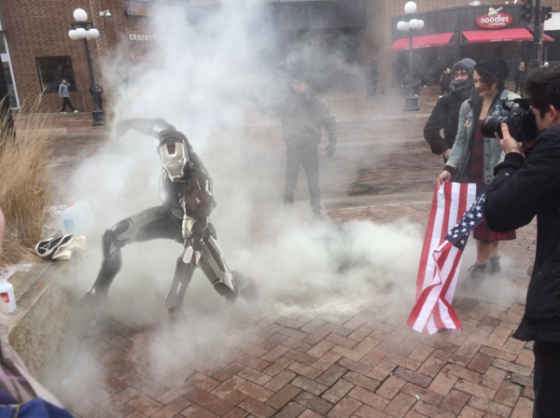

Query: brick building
left=0, top=0, right=559, bottom=113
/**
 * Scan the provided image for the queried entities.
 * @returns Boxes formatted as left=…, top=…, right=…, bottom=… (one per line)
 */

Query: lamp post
left=68, top=8, right=105, bottom=127
left=397, top=1, right=424, bottom=111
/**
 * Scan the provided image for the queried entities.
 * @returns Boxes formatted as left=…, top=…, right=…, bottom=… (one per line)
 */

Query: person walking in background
left=437, top=58, right=519, bottom=283
left=253, top=71, right=337, bottom=220
left=58, top=79, right=78, bottom=114
left=424, top=58, right=476, bottom=161
left=514, top=61, right=526, bottom=94
left=90, top=83, right=104, bottom=110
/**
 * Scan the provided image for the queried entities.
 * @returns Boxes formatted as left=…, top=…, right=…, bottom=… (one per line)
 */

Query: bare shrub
left=0, top=101, right=53, bottom=265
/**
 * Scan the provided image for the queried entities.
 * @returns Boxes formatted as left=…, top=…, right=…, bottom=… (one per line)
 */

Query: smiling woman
left=438, top=57, right=519, bottom=283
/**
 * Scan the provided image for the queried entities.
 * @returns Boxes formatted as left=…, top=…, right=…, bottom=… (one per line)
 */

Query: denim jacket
left=446, top=89, right=520, bottom=184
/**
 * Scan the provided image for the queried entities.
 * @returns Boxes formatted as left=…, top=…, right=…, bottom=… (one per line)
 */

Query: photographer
left=437, top=58, right=519, bottom=282
left=484, top=69, right=560, bottom=417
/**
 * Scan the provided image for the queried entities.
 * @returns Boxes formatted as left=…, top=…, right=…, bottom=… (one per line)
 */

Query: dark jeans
left=533, top=341, right=560, bottom=417
left=284, top=145, right=321, bottom=215
left=61, top=97, right=75, bottom=112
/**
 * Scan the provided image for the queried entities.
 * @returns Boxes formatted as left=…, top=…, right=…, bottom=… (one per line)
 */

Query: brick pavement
left=59, top=200, right=536, bottom=418
left=57, top=217, right=536, bottom=418
left=28, top=96, right=536, bottom=417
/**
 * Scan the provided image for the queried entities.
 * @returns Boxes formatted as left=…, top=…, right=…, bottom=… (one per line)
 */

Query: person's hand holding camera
left=499, top=123, right=524, bottom=158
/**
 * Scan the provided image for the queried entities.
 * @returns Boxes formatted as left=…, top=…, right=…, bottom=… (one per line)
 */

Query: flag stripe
left=433, top=183, right=470, bottom=328
left=408, top=182, right=487, bottom=334
left=416, top=184, right=443, bottom=297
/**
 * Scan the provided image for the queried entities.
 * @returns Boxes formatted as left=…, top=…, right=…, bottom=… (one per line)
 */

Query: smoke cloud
left=40, top=1, right=525, bottom=414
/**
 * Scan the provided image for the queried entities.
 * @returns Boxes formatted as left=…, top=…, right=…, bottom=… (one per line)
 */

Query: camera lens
left=481, top=116, right=507, bottom=139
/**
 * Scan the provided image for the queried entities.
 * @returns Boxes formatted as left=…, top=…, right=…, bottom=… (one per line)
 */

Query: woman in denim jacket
left=437, top=58, right=520, bottom=282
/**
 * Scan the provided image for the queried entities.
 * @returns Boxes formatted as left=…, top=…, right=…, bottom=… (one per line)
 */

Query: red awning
left=528, top=30, right=555, bottom=42
left=462, top=28, right=534, bottom=43
left=390, top=32, right=454, bottom=52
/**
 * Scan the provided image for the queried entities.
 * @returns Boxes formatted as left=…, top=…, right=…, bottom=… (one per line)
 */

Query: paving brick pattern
left=42, top=98, right=536, bottom=417
left=60, top=204, right=536, bottom=418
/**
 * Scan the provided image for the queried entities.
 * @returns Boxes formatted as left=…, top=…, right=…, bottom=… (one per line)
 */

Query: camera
left=481, top=98, right=537, bottom=143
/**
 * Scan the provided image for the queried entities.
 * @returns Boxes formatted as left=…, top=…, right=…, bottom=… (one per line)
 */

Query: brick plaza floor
left=21, top=95, right=537, bottom=417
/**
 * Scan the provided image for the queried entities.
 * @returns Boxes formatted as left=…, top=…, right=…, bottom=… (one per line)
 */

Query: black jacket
left=423, top=93, right=465, bottom=155
left=264, top=92, right=337, bottom=148
left=514, top=69, right=526, bottom=86
left=484, top=125, right=560, bottom=342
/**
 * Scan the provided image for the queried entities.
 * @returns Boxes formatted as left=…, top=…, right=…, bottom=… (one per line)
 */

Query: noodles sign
left=477, top=7, right=513, bottom=29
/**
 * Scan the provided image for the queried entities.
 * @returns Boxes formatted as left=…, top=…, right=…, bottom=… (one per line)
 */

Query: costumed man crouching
left=86, top=118, right=255, bottom=318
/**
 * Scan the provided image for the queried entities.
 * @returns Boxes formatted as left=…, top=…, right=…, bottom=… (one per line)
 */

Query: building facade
left=0, top=0, right=559, bottom=113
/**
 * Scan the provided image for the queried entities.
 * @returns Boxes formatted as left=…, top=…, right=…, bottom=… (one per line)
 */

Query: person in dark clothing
left=255, top=74, right=337, bottom=219
left=483, top=68, right=560, bottom=418
left=424, top=58, right=476, bottom=161
left=89, top=83, right=104, bottom=110
left=514, top=61, right=526, bottom=95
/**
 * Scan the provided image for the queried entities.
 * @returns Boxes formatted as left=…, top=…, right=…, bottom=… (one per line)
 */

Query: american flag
left=407, top=182, right=488, bottom=334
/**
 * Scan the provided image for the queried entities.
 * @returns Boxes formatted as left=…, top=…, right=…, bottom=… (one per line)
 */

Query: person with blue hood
left=424, top=58, right=476, bottom=161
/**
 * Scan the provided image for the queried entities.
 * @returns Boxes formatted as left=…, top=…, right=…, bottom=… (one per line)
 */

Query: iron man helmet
left=158, top=137, right=189, bottom=181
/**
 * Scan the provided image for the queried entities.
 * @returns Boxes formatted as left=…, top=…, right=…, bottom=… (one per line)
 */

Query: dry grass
left=0, top=100, right=54, bottom=265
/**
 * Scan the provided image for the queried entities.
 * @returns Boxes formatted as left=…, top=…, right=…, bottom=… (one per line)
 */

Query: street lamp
left=68, top=8, right=105, bottom=127
left=397, top=1, right=424, bottom=111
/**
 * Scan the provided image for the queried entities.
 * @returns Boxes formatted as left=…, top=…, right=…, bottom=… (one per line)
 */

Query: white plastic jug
left=59, top=200, right=93, bottom=236
left=0, top=279, right=16, bottom=313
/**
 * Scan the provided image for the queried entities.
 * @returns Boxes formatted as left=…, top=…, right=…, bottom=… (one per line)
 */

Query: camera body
left=481, top=98, right=537, bottom=143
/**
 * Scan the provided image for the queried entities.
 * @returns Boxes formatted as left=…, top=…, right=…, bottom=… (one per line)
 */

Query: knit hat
left=450, top=58, right=476, bottom=99
left=452, top=58, right=476, bottom=76
left=474, top=58, right=509, bottom=81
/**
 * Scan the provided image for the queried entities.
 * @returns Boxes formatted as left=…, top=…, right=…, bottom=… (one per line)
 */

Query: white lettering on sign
left=125, top=7, right=153, bottom=17
left=477, top=9, right=513, bottom=29
left=128, top=34, right=170, bottom=42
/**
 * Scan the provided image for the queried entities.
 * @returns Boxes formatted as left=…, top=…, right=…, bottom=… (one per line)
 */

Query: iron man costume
left=86, top=118, right=250, bottom=316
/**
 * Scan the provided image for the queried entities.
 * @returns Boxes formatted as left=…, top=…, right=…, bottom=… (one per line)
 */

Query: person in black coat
left=89, top=83, right=104, bottom=110
left=484, top=68, right=560, bottom=418
left=423, top=58, right=476, bottom=161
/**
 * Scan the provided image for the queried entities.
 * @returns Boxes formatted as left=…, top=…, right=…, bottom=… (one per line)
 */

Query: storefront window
left=0, top=33, right=7, bottom=54
left=36, top=56, right=77, bottom=93
left=1, top=31, right=19, bottom=108
left=2, top=62, right=17, bottom=108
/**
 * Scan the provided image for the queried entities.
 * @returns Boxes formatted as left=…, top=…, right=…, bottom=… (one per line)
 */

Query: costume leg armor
left=165, top=246, right=197, bottom=314
left=198, top=224, right=236, bottom=294
left=87, top=207, right=181, bottom=298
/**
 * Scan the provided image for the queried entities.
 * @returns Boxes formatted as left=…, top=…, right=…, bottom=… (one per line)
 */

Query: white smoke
left=42, top=2, right=458, bottom=414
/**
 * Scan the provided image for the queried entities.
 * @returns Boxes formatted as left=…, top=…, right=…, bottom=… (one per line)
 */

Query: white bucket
left=0, top=279, right=16, bottom=313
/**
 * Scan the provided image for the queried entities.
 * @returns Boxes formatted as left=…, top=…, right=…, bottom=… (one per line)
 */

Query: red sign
left=477, top=8, right=513, bottom=29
